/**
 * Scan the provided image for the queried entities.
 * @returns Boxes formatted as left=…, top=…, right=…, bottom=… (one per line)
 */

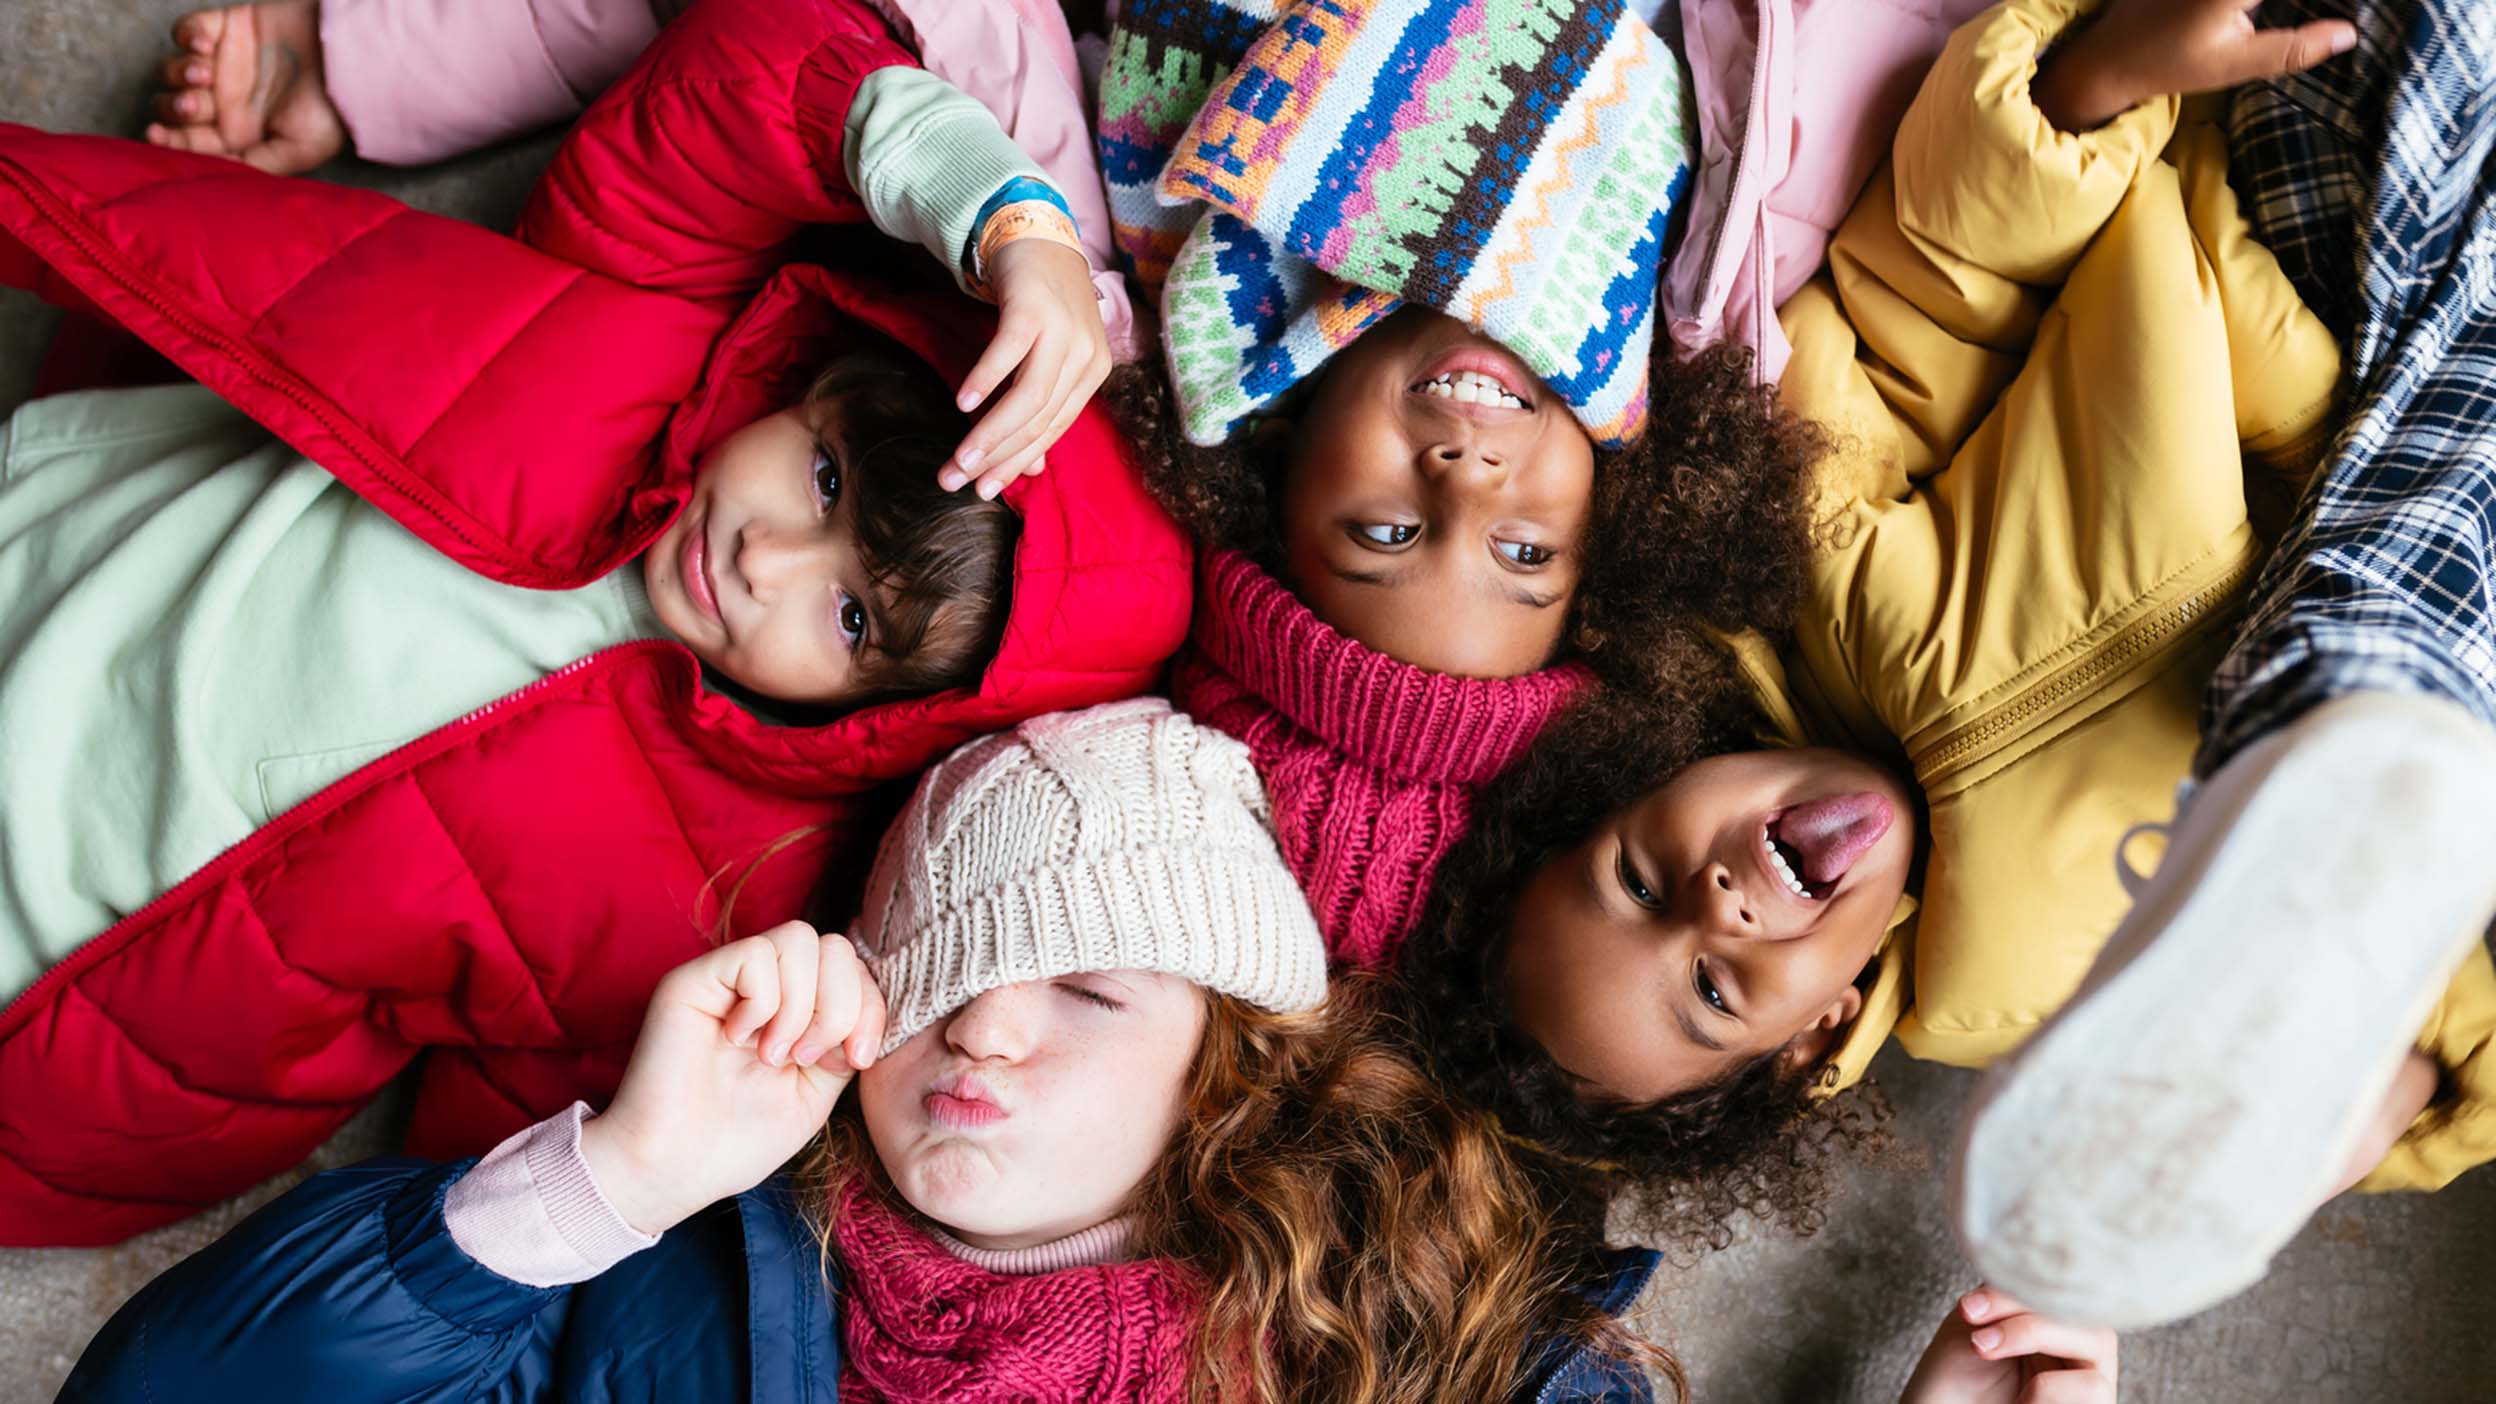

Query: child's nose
left=942, top=983, right=1043, bottom=1063
left=734, top=525, right=832, bottom=604
left=1693, top=864, right=1760, bottom=937
left=1418, top=439, right=1511, bottom=493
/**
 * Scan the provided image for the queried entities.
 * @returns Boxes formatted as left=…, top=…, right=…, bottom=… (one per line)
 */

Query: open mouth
left=1409, top=368, right=1530, bottom=409
left=1757, top=793, right=1895, bottom=903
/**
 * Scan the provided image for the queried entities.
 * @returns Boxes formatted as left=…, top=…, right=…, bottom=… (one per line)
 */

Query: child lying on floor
left=1097, top=0, right=1826, bottom=965
left=0, top=0, right=1191, bottom=1246
left=54, top=700, right=2119, bottom=1404
left=0, top=351, right=1014, bottom=996
left=1396, top=0, right=2496, bottom=1255
left=1, top=0, right=1128, bottom=999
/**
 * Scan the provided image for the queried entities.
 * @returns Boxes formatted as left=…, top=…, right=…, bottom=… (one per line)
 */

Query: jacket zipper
left=0, top=641, right=676, bottom=1042
left=0, top=161, right=594, bottom=589
left=1908, top=548, right=2257, bottom=793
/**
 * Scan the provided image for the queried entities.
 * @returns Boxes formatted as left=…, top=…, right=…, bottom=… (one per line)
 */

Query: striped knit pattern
left=1172, top=551, right=1591, bottom=966
left=836, top=1185, right=1199, bottom=1404
left=1100, top=0, right=1692, bottom=446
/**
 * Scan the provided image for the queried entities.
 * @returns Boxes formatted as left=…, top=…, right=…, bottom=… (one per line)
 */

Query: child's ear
left=1778, top=984, right=1865, bottom=1076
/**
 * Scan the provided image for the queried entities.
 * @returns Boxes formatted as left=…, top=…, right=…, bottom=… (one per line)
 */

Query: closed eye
left=1057, top=981, right=1125, bottom=1012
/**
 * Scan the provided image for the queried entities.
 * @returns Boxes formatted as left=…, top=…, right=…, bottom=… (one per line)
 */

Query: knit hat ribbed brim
left=851, top=699, right=1329, bottom=1054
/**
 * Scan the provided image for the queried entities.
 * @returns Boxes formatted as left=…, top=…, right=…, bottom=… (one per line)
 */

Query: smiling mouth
left=1410, top=368, right=1530, bottom=409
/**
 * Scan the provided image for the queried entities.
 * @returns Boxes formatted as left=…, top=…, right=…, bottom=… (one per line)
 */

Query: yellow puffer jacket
left=1746, top=0, right=2496, bottom=1192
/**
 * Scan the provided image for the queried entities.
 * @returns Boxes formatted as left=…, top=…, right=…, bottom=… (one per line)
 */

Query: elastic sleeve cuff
left=443, top=1102, right=660, bottom=1288
left=844, top=66, right=1053, bottom=295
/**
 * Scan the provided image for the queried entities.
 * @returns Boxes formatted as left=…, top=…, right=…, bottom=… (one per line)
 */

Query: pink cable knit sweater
left=835, top=1183, right=1200, bottom=1403
left=1171, top=551, right=1593, bottom=968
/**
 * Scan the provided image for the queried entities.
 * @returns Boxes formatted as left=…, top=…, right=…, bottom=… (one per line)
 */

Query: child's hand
left=2033, top=0, right=2356, bottom=133
left=942, top=238, right=1111, bottom=500
left=144, top=2, right=344, bottom=175
left=577, top=922, right=887, bottom=1236
left=1901, top=1286, right=2118, bottom=1404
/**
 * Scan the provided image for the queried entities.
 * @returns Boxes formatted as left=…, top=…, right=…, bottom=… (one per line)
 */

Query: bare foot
left=143, top=2, right=343, bottom=175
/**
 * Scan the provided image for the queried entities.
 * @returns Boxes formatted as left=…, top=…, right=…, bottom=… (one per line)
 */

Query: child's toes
left=160, top=54, right=213, bottom=91
left=170, top=7, right=229, bottom=56
left=154, top=89, right=217, bottom=126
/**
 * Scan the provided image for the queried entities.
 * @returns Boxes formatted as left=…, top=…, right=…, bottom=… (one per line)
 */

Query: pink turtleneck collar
left=1188, top=549, right=1592, bottom=787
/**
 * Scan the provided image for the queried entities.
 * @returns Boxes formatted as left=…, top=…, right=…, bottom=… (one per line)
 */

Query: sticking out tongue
left=1773, top=793, right=1895, bottom=889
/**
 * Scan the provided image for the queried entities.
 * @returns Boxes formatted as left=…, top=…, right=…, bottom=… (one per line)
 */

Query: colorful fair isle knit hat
left=849, top=698, right=1329, bottom=1055
left=1098, top=0, right=1695, bottom=448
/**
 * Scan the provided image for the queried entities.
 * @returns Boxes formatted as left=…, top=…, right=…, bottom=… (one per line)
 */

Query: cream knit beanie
left=852, top=698, right=1328, bottom=1054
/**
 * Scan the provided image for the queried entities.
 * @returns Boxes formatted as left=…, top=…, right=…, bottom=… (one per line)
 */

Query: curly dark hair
left=1390, top=687, right=1891, bottom=1255
left=1102, top=340, right=1824, bottom=706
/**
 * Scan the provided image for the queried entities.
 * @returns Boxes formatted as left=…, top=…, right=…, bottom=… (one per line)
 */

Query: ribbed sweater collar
left=927, top=1217, right=1135, bottom=1275
left=1190, top=550, right=1593, bottom=786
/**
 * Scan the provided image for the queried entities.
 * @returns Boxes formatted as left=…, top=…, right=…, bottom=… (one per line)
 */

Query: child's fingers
left=789, top=935, right=868, bottom=1069
left=718, top=936, right=785, bottom=1049
left=964, top=338, right=1096, bottom=497
left=2229, top=19, right=2358, bottom=85
left=955, top=320, right=1037, bottom=419
left=952, top=362, right=1056, bottom=489
left=754, top=921, right=822, bottom=1067
left=1970, top=1312, right=2118, bottom=1372
left=843, top=971, right=889, bottom=1071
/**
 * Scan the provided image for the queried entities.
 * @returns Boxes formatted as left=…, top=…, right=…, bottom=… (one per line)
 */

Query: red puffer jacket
left=0, top=0, right=1188, bottom=1246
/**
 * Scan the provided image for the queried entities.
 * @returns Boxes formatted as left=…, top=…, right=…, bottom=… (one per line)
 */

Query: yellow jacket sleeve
left=1779, top=0, right=2179, bottom=496
left=2357, top=946, right=2496, bottom=1192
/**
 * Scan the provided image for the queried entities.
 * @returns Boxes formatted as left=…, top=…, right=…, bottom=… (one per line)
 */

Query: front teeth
left=1416, top=370, right=1527, bottom=409
left=1762, top=823, right=1811, bottom=899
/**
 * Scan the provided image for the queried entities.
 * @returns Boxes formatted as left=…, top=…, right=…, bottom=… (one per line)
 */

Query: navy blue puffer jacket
left=56, top=1157, right=1663, bottom=1402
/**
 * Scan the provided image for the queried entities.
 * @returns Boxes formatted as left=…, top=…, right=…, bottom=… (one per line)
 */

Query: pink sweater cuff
left=324, top=0, right=672, bottom=165
left=443, top=1102, right=660, bottom=1288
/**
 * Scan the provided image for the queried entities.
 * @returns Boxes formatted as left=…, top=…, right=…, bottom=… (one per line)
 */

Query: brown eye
left=1356, top=522, right=1419, bottom=547
left=1696, top=962, right=1729, bottom=1014
left=812, top=449, right=842, bottom=513
left=1497, top=539, right=1555, bottom=566
left=837, top=594, right=867, bottom=647
left=1616, top=846, right=1660, bottom=909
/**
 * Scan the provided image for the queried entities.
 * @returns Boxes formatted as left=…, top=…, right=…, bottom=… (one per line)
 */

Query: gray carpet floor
left=3, top=2, right=2492, bottom=1398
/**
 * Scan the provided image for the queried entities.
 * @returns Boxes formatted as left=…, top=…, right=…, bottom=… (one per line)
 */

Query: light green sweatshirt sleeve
left=845, top=66, right=1056, bottom=296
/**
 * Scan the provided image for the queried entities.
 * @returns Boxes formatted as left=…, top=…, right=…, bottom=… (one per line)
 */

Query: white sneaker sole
left=1954, top=692, right=2496, bottom=1328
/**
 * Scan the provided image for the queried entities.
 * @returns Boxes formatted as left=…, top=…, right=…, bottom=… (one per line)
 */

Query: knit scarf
left=1172, top=551, right=1592, bottom=966
left=1099, top=0, right=1694, bottom=447
left=834, top=1184, right=1204, bottom=1404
